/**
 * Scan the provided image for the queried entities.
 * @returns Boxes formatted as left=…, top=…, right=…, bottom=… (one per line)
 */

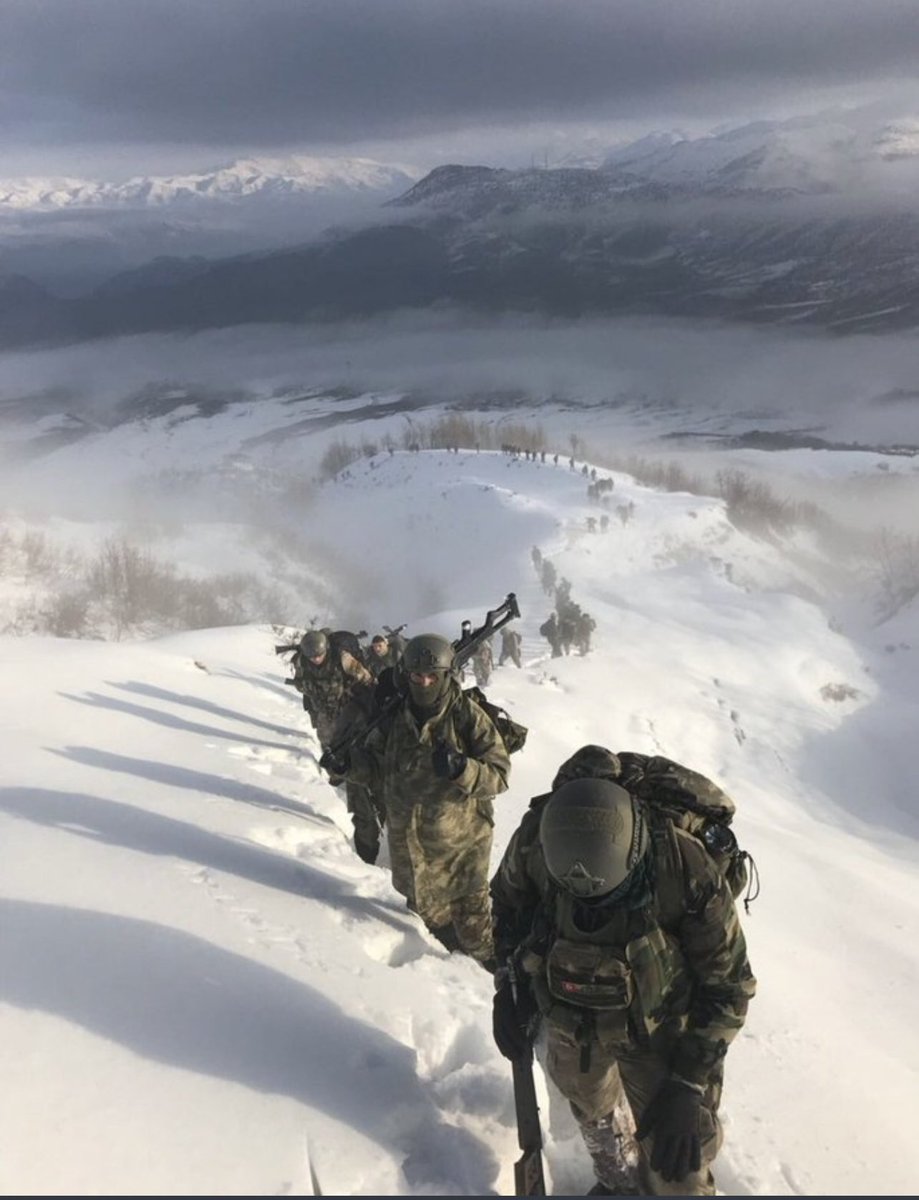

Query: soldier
left=558, top=606, right=578, bottom=656
left=575, top=610, right=596, bottom=656
left=472, top=637, right=494, bottom=687
left=541, top=559, right=557, bottom=596
left=296, top=629, right=382, bottom=865
left=383, top=624, right=409, bottom=660
left=326, top=634, right=511, bottom=968
left=490, top=746, right=756, bottom=1196
left=499, top=626, right=523, bottom=668
left=367, top=633, right=401, bottom=679
left=539, top=612, right=563, bottom=658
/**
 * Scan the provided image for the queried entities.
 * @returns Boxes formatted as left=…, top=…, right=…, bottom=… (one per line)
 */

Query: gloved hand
left=636, top=1078, right=703, bottom=1183
left=492, top=971, right=535, bottom=1060
left=432, top=742, right=467, bottom=780
left=319, top=747, right=349, bottom=778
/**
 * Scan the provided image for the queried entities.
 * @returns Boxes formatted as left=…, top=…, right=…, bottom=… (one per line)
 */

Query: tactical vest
left=300, top=653, right=352, bottom=719
left=524, top=821, right=692, bottom=1050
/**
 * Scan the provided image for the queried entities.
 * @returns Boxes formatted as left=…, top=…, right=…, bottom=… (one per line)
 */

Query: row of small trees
left=317, top=417, right=820, bottom=537
left=2, top=528, right=282, bottom=640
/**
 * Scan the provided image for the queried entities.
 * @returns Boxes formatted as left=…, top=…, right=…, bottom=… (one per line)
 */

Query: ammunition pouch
left=546, top=938, right=633, bottom=1012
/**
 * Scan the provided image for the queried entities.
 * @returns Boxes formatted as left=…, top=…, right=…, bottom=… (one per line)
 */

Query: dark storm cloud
left=2, top=0, right=918, bottom=151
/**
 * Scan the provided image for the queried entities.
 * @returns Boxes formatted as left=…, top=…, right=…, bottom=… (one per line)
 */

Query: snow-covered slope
left=2, top=442, right=918, bottom=1195
left=600, top=113, right=919, bottom=196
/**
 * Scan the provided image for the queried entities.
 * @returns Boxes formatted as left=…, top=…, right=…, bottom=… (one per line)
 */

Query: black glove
left=492, top=972, right=535, bottom=1060
left=319, top=748, right=349, bottom=778
left=432, top=742, right=468, bottom=780
left=636, top=1078, right=703, bottom=1183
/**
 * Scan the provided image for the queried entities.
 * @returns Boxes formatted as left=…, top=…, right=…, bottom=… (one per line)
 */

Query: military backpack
left=463, top=685, right=529, bottom=755
left=616, top=752, right=757, bottom=909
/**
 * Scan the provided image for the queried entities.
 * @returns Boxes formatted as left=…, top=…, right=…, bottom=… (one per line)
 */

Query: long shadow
left=110, top=679, right=304, bottom=739
left=1, top=787, right=410, bottom=932
left=0, top=899, right=498, bottom=1193
left=223, top=667, right=305, bottom=705
left=50, top=744, right=318, bottom=823
left=59, top=691, right=296, bottom=754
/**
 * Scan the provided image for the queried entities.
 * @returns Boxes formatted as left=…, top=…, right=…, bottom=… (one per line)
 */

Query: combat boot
left=427, top=922, right=462, bottom=952
left=579, top=1114, right=640, bottom=1195
left=352, top=826, right=380, bottom=865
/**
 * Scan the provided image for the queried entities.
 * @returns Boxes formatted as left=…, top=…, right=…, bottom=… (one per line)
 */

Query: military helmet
left=402, top=634, right=455, bottom=674
left=300, top=629, right=329, bottom=658
left=540, top=777, right=649, bottom=899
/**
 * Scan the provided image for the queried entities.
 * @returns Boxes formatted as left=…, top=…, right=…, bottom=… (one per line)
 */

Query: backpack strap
left=648, top=816, right=686, bottom=930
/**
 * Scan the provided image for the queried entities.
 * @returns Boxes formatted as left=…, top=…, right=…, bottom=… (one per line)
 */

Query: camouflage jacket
left=349, top=679, right=511, bottom=915
left=299, top=649, right=374, bottom=744
left=490, top=748, right=756, bottom=1088
left=367, top=645, right=401, bottom=679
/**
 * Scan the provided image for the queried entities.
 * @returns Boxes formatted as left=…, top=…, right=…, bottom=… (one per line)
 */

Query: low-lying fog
left=2, top=311, right=919, bottom=486
left=1, top=312, right=918, bottom=641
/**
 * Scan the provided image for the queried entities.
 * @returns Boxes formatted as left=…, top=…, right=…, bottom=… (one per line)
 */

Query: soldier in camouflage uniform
left=367, top=633, right=402, bottom=680
left=471, top=637, right=494, bottom=687
left=499, top=626, right=523, bottom=668
left=490, top=745, right=756, bottom=1196
left=332, top=633, right=511, bottom=968
left=297, top=629, right=383, bottom=864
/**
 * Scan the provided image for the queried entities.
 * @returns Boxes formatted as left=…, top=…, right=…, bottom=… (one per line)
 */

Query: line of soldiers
left=278, top=619, right=755, bottom=1195
left=534, top=557, right=596, bottom=658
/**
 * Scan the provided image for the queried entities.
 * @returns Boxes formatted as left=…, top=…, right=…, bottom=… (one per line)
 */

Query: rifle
left=382, top=622, right=407, bottom=638
left=452, top=592, right=519, bottom=664
left=322, top=592, right=520, bottom=767
left=275, top=642, right=301, bottom=655
left=508, top=956, right=546, bottom=1197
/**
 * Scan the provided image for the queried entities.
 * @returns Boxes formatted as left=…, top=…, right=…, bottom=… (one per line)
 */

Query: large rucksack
left=616, top=752, right=757, bottom=909
left=326, top=628, right=367, bottom=666
left=463, top=685, right=529, bottom=755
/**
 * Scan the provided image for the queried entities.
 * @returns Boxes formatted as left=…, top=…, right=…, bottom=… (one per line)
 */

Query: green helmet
left=300, top=629, right=329, bottom=659
left=402, top=634, right=455, bottom=674
left=540, top=777, right=649, bottom=899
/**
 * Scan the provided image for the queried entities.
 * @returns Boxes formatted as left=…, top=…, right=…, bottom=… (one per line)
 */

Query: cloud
left=3, top=0, right=919, bottom=160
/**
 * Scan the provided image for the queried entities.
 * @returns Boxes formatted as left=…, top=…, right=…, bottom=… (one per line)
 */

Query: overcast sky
left=3, top=0, right=919, bottom=178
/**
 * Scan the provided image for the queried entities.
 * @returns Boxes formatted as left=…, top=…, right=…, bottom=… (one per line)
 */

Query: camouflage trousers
left=420, top=884, right=495, bottom=968
left=345, top=781, right=385, bottom=862
left=544, top=1024, right=723, bottom=1196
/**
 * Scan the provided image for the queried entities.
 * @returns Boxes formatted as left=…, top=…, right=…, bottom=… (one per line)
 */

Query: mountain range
left=4, top=112, right=919, bottom=345
left=0, top=155, right=419, bottom=211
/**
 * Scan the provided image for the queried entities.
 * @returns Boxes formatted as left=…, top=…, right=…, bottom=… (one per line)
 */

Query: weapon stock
left=275, top=643, right=300, bottom=655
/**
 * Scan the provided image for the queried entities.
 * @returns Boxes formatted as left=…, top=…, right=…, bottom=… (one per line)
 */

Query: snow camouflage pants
left=389, top=800, right=496, bottom=965
left=417, top=882, right=494, bottom=965
left=545, top=1024, right=723, bottom=1196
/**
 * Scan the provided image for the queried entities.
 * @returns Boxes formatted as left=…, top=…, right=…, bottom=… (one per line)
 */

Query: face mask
left=408, top=672, right=448, bottom=712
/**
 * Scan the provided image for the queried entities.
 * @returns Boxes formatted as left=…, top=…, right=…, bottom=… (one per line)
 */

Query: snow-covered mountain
left=0, top=155, right=420, bottom=211
left=599, top=114, right=919, bottom=197
left=394, top=112, right=919, bottom=212
left=7, top=111, right=919, bottom=338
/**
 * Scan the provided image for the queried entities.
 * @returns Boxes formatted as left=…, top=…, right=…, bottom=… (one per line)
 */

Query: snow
left=0, top=155, right=420, bottom=211
left=2, top=425, right=919, bottom=1195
